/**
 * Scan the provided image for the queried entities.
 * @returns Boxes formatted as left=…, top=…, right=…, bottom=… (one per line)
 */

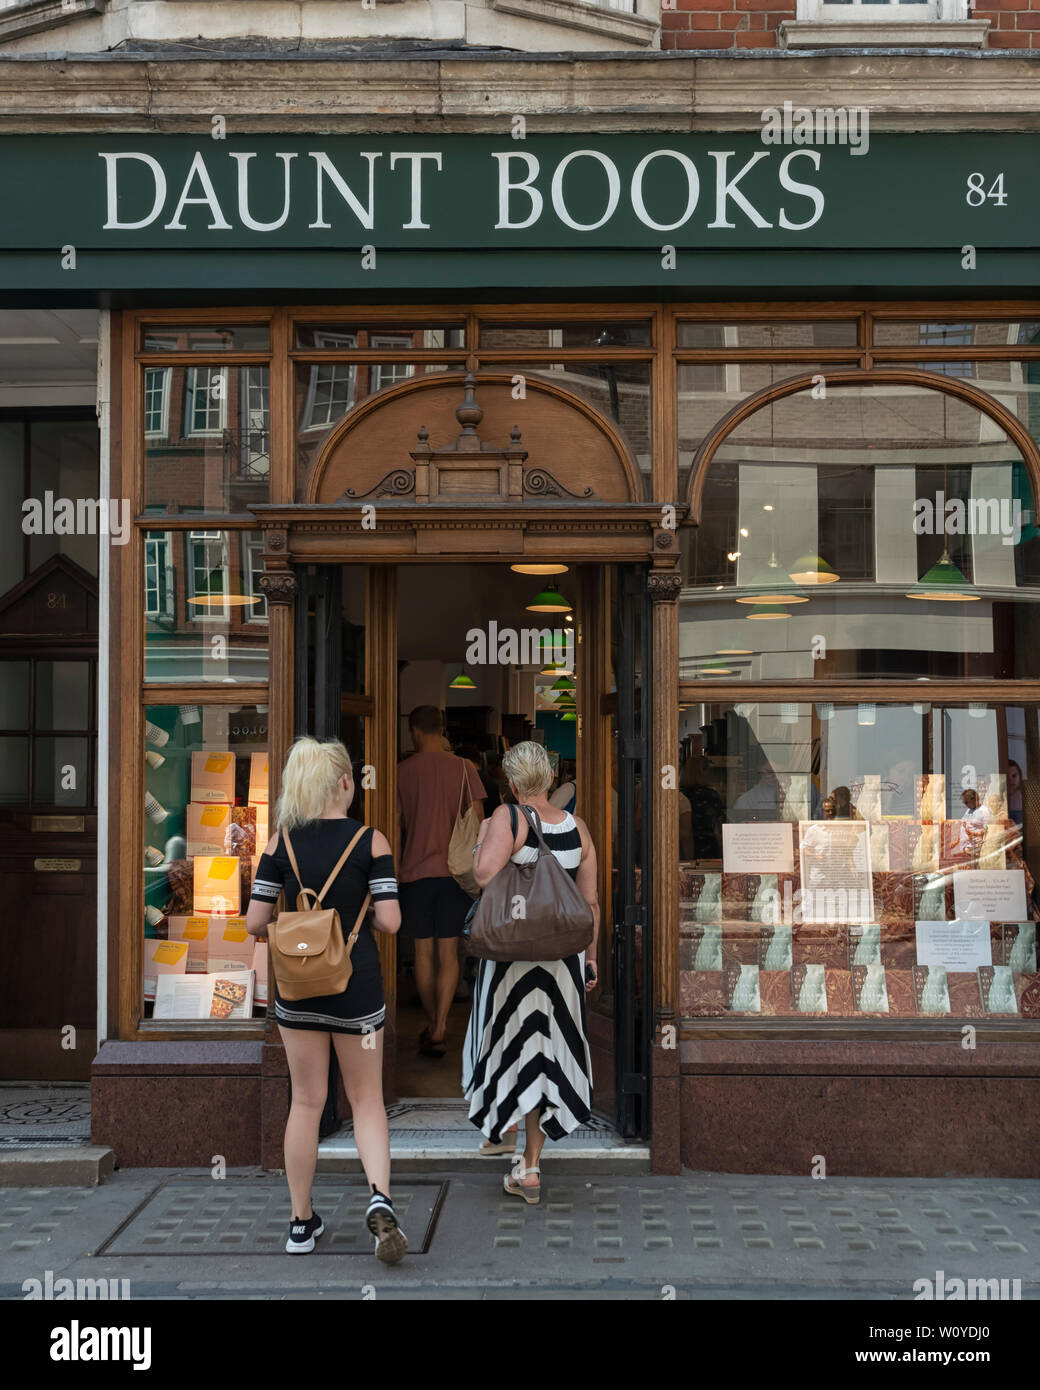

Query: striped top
left=512, top=806, right=582, bottom=881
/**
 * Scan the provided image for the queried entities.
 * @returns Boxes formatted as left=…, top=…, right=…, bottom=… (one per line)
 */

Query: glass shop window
left=678, top=701, right=1040, bottom=1022
left=680, top=382, right=1040, bottom=681
left=142, top=702, right=270, bottom=1022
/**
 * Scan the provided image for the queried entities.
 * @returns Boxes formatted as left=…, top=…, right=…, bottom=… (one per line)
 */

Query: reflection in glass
left=144, top=366, right=270, bottom=515
left=491, top=362, right=652, bottom=485
left=294, top=361, right=463, bottom=498
left=294, top=324, right=465, bottom=350
left=479, top=320, right=652, bottom=350
left=678, top=362, right=836, bottom=491
left=678, top=701, right=1040, bottom=1021
left=681, top=383, right=1040, bottom=680
left=144, top=530, right=269, bottom=683
left=677, top=321, right=858, bottom=349
left=142, top=324, right=270, bottom=352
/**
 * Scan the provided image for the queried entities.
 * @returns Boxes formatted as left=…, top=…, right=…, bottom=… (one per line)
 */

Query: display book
left=142, top=718, right=270, bottom=1019
left=679, top=782, right=1040, bottom=1019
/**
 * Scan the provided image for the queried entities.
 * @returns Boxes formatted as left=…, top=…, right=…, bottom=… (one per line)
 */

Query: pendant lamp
left=905, top=548, right=980, bottom=601
left=551, top=675, right=576, bottom=692
left=526, top=582, right=570, bottom=613
left=189, top=567, right=259, bottom=608
left=449, top=667, right=476, bottom=689
left=788, top=553, right=840, bottom=585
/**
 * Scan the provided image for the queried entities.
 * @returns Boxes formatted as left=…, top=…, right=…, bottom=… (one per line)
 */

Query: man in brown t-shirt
left=397, top=706, right=485, bottom=1055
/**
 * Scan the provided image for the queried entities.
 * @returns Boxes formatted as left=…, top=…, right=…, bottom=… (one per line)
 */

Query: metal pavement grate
left=95, top=1177, right=447, bottom=1256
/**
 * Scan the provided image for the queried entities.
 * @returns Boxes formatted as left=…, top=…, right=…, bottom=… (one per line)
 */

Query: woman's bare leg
left=280, top=1026, right=330, bottom=1219
left=333, top=1029, right=391, bottom=1196
left=522, top=1108, right=546, bottom=1185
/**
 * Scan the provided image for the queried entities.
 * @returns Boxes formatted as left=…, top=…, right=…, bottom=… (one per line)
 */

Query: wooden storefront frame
left=112, top=298, right=1040, bottom=1058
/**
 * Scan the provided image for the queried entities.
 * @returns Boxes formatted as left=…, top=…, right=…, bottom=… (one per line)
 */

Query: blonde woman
left=245, top=737, right=407, bottom=1262
left=464, top=741, right=599, bottom=1204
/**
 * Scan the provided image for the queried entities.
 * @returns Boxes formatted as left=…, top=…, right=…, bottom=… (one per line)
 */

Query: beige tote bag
left=447, top=761, right=482, bottom=898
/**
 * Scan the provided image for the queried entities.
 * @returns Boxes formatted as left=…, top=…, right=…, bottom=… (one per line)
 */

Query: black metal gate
left=613, top=565, right=653, bottom=1140
left=293, top=563, right=345, bottom=1137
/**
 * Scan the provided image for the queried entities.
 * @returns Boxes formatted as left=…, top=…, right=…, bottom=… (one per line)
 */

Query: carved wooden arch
left=685, top=367, right=1040, bottom=526
left=304, top=369, right=644, bottom=506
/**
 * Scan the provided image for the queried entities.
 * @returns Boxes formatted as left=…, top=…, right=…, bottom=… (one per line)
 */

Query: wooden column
left=648, top=566, right=681, bottom=1175
left=367, top=566, right=398, bottom=1016
left=648, top=570, right=680, bottom=1031
left=258, top=560, right=296, bottom=813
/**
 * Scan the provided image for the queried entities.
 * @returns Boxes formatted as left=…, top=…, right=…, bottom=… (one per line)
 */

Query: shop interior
left=393, top=560, right=580, bottom=1096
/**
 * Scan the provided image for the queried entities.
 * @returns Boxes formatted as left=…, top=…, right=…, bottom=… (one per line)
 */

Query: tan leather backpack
left=270, top=825, right=371, bottom=1001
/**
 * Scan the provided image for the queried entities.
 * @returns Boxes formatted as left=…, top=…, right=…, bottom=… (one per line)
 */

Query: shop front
left=6, top=121, right=1040, bottom=1174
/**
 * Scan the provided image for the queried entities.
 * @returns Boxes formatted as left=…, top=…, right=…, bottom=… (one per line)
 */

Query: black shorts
left=399, top=875, right=473, bottom=940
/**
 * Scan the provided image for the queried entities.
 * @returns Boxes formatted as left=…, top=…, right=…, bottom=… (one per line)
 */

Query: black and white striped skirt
left=463, top=953, right=592, bottom=1142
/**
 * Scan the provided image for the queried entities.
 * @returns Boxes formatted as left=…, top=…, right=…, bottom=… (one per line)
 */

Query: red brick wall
left=661, top=0, right=796, bottom=50
left=660, top=0, right=1038, bottom=50
left=973, top=0, right=1040, bottom=47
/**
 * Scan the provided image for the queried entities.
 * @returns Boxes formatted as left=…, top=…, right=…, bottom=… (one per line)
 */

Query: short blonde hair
left=275, top=737, right=353, bottom=831
left=502, top=740, right=553, bottom=798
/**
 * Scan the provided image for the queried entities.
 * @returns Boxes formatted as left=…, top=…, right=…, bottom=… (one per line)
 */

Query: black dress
left=250, top=817, right=398, bottom=1034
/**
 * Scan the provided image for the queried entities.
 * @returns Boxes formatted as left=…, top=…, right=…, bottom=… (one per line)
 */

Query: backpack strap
left=507, top=801, right=520, bottom=850
left=283, top=824, right=369, bottom=910
left=344, top=887, right=372, bottom=953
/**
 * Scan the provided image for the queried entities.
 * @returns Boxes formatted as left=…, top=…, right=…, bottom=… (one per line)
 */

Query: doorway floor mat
left=95, top=1176, right=447, bottom=1256
left=0, top=1084, right=91, bottom=1143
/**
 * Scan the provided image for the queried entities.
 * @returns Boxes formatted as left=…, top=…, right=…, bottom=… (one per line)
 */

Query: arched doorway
left=257, top=371, right=672, bottom=1143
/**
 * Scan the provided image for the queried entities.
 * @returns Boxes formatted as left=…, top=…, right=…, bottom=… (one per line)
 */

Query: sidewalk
left=2, top=1166, right=1039, bottom=1300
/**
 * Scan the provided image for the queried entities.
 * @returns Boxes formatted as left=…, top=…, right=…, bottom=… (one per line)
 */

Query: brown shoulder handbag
left=467, top=805, right=593, bottom=963
left=270, top=825, right=371, bottom=1001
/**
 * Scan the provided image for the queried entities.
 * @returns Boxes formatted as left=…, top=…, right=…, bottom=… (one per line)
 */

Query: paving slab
left=1, top=1168, right=1038, bottom=1300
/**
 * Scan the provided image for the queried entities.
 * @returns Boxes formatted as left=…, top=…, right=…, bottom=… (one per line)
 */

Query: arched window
left=677, top=377, right=1040, bottom=1025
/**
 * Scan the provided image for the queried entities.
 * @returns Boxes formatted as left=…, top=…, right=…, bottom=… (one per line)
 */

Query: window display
left=678, top=701, right=1040, bottom=1020
left=142, top=703, right=269, bottom=1020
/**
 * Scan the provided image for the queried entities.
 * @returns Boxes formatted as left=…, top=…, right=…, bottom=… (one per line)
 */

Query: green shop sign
left=2, top=131, right=1039, bottom=292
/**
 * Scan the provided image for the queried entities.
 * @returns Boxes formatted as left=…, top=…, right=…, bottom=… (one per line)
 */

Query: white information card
left=952, top=869, right=1027, bottom=923
left=915, top=920, right=992, bottom=972
left=722, top=822, right=794, bottom=875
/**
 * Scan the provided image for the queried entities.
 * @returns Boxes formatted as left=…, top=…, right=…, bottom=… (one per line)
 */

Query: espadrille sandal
left=503, top=1166, right=541, bottom=1205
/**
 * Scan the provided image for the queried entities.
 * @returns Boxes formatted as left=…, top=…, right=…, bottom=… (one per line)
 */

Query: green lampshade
left=788, top=553, right=839, bottom=585
left=449, top=668, right=476, bottom=689
left=906, top=551, right=980, bottom=601
left=734, top=567, right=807, bottom=605
left=701, top=661, right=733, bottom=675
left=560, top=711, right=577, bottom=722
left=526, top=582, right=570, bottom=613
left=551, top=675, right=576, bottom=692
left=745, top=603, right=790, bottom=620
